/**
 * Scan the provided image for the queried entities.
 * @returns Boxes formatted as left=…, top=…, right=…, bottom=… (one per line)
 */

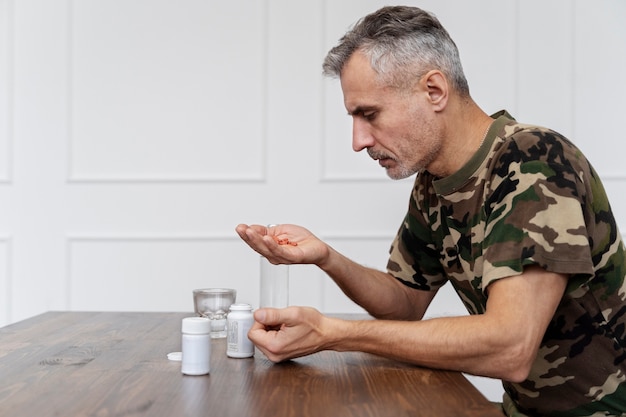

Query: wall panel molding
left=66, top=234, right=240, bottom=243
left=66, top=176, right=267, bottom=184
left=66, top=0, right=268, bottom=184
left=319, top=232, right=395, bottom=241
left=599, top=174, right=626, bottom=181
left=0, top=237, right=13, bottom=327
left=64, top=234, right=255, bottom=312
left=0, top=0, right=13, bottom=184
left=319, top=2, right=390, bottom=184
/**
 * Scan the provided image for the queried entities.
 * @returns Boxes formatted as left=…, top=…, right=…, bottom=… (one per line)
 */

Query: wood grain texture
left=0, top=312, right=504, bottom=417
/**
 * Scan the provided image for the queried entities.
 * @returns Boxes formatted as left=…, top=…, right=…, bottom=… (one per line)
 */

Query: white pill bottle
left=226, top=303, right=255, bottom=358
left=181, top=317, right=211, bottom=375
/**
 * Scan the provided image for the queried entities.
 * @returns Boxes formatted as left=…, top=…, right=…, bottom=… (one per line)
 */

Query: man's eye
left=363, top=112, right=376, bottom=121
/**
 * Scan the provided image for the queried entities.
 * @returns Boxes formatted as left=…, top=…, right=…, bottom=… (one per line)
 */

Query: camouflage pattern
left=387, top=111, right=626, bottom=416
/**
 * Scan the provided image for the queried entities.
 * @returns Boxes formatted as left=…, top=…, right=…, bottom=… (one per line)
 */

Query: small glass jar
left=227, top=303, right=255, bottom=358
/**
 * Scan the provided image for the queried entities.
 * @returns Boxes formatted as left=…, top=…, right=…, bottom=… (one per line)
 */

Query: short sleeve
left=481, top=129, right=595, bottom=288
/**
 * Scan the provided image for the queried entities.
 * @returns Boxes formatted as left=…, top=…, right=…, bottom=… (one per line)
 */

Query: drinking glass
left=192, top=288, right=237, bottom=338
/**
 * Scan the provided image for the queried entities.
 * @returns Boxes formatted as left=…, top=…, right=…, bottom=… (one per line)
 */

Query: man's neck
left=432, top=98, right=492, bottom=177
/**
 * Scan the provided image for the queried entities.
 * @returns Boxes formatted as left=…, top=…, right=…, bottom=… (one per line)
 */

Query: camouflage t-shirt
left=387, top=111, right=626, bottom=416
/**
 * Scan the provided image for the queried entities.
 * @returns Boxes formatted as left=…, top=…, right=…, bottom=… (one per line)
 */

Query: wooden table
left=0, top=312, right=503, bottom=417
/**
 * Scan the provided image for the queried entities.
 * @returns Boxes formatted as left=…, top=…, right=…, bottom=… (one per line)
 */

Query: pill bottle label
left=227, top=304, right=254, bottom=358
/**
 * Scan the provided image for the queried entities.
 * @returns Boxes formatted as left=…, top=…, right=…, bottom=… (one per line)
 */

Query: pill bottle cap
left=182, top=317, right=211, bottom=334
left=229, top=303, right=253, bottom=311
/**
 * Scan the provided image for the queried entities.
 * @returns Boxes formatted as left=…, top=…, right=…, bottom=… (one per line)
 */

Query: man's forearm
left=316, top=246, right=431, bottom=320
left=324, top=314, right=527, bottom=382
left=323, top=268, right=568, bottom=383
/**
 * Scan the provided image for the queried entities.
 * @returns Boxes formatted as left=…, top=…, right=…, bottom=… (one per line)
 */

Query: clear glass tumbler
left=192, top=288, right=237, bottom=338
left=259, top=257, right=288, bottom=308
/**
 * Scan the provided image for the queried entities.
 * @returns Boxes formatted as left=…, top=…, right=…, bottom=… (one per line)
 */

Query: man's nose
left=352, top=119, right=375, bottom=152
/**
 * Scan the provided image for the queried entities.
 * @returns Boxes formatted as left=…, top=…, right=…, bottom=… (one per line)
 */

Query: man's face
left=339, top=51, right=442, bottom=179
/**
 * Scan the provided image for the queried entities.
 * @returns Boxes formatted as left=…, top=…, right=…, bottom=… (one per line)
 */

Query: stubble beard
left=382, top=157, right=417, bottom=180
left=370, top=142, right=439, bottom=180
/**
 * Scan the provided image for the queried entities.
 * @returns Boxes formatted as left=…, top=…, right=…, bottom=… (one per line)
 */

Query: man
left=235, top=6, right=626, bottom=417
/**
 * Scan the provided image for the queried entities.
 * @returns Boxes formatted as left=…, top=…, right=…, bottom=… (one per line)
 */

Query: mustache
left=367, top=148, right=393, bottom=161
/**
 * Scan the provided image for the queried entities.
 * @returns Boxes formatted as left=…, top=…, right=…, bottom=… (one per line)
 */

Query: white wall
left=1, top=0, right=624, bottom=402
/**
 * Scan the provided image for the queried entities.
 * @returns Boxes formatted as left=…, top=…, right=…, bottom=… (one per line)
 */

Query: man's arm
left=317, top=244, right=437, bottom=321
left=250, top=265, right=567, bottom=382
left=236, top=223, right=435, bottom=320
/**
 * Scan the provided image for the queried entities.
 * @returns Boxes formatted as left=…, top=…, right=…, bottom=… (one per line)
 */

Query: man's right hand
left=235, top=223, right=330, bottom=266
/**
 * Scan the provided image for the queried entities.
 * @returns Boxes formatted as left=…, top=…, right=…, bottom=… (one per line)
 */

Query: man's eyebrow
left=347, top=105, right=377, bottom=116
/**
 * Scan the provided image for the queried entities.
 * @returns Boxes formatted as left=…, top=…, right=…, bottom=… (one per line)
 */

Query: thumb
left=254, top=307, right=297, bottom=328
left=253, top=307, right=290, bottom=327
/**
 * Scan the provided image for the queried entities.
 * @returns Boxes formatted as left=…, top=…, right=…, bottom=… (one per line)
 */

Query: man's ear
left=422, top=70, right=448, bottom=111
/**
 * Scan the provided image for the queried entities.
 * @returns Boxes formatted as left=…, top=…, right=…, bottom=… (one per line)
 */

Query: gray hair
left=323, top=6, right=470, bottom=96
